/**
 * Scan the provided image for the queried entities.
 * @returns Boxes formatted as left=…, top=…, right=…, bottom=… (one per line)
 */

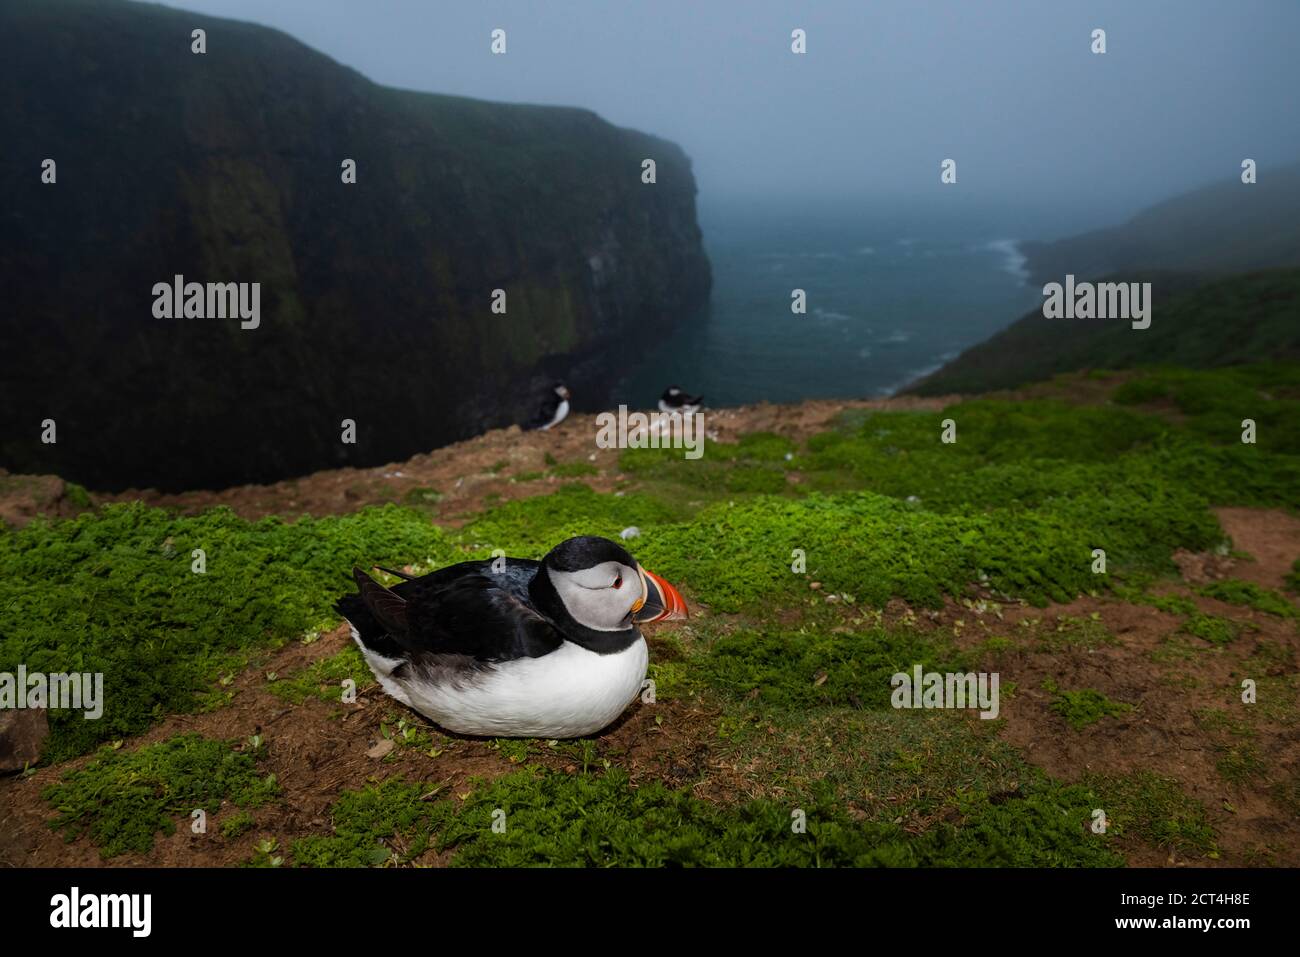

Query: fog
left=168, top=0, right=1300, bottom=229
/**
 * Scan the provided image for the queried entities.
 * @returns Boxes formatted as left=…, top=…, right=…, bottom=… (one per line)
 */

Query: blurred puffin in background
left=659, top=385, right=703, bottom=415
left=336, top=536, right=687, bottom=738
left=524, top=381, right=571, bottom=431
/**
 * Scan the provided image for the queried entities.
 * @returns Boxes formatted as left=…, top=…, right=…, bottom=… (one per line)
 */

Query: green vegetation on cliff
left=1018, top=162, right=1300, bottom=285
left=910, top=269, right=1300, bottom=396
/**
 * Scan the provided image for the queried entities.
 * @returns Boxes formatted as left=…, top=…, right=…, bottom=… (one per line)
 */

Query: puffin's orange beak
left=632, top=567, right=688, bottom=623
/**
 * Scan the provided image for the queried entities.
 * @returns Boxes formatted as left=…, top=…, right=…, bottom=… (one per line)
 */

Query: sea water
left=616, top=194, right=1047, bottom=406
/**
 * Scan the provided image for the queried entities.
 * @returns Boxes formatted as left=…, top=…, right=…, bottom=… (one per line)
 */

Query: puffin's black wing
left=523, top=392, right=561, bottom=430
left=339, top=563, right=564, bottom=662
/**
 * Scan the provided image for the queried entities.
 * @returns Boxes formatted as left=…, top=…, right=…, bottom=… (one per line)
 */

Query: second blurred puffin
left=525, top=381, right=571, bottom=431
left=658, top=386, right=702, bottom=415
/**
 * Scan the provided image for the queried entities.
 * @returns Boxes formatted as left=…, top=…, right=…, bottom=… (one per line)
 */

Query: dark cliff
left=0, top=0, right=711, bottom=492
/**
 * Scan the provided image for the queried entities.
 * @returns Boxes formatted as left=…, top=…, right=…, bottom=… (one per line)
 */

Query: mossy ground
left=40, top=733, right=278, bottom=858
left=3, top=364, right=1299, bottom=866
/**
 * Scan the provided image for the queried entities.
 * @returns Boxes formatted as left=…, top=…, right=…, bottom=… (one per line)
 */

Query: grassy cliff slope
left=909, top=268, right=1300, bottom=396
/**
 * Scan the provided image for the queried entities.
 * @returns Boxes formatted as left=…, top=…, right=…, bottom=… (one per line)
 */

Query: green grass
left=631, top=487, right=1217, bottom=613
left=1044, top=682, right=1134, bottom=730
left=401, top=487, right=442, bottom=507
left=1216, top=743, right=1268, bottom=785
left=267, top=645, right=375, bottom=704
left=64, top=482, right=93, bottom=509
left=1087, top=770, right=1217, bottom=857
left=549, top=461, right=599, bottom=478
left=621, top=439, right=792, bottom=495
left=1197, top=579, right=1299, bottom=618
left=1181, top=612, right=1242, bottom=645
left=4, top=355, right=1298, bottom=874
left=909, top=270, right=1300, bottom=397
left=457, top=482, right=678, bottom=554
left=1113, top=363, right=1300, bottom=456
left=42, top=733, right=279, bottom=858
left=220, top=810, right=257, bottom=840
left=295, top=764, right=1121, bottom=868
left=687, top=624, right=968, bottom=710
left=292, top=776, right=442, bottom=867
left=0, top=504, right=457, bottom=760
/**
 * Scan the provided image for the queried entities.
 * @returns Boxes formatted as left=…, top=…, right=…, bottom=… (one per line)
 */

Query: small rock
left=0, top=707, right=49, bottom=772
left=366, top=739, right=395, bottom=759
left=809, top=581, right=822, bottom=590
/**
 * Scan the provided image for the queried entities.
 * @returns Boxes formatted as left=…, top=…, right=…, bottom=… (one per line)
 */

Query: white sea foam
left=984, top=238, right=1029, bottom=285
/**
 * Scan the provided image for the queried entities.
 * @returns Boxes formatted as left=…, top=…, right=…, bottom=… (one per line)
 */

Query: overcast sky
left=165, top=0, right=1300, bottom=222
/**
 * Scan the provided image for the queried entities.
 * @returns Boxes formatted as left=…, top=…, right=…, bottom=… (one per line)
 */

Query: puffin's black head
left=545, top=535, right=635, bottom=573
left=552, top=381, right=571, bottom=401
left=534, top=536, right=687, bottom=637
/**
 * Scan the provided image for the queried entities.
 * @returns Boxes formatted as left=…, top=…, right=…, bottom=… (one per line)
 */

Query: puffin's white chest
left=658, top=400, right=699, bottom=415
left=355, top=633, right=648, bottom=738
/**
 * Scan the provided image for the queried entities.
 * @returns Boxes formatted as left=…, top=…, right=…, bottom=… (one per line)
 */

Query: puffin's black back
left=661, top=386, right=702, bottom=406
left=337, top=559, right=564, bottom=663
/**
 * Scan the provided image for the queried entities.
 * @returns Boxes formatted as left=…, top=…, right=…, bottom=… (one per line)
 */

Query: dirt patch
left=1215, top=507, right=1300, bottom=591
left=1171, top=548, right=1238, bottom=585
left=981, top=594, right=1300, bottom=866
left=0, top=472, right=93, bottom=528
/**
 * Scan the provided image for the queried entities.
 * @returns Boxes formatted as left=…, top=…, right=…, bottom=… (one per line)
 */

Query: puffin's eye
left=612, top=575, right=623, bottom=589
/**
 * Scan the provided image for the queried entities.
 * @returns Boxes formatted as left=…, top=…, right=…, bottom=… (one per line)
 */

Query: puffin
left=335, top=536, right=687, bottom=738
left=524, top=381, right=571, bottom=431
left=658, top=386, right=703, bottom=415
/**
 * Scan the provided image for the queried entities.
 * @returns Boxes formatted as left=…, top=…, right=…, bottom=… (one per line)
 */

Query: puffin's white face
left=547, top=560, right=642, bottom=632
